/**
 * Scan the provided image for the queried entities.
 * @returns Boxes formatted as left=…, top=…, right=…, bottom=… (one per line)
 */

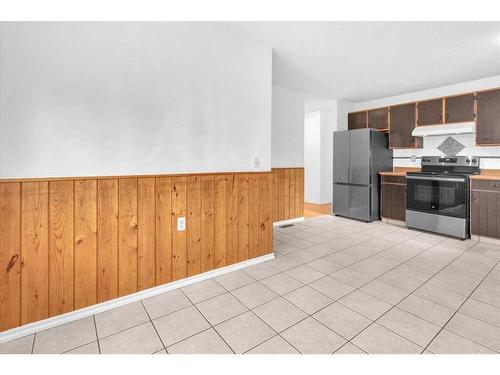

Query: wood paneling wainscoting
left=271, top=168, right=304, bottom=223
left=0, top=172, right=273, bottom=332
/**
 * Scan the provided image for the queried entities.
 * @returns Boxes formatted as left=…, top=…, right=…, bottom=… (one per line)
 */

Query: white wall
left=304, top=111, right=321, bottom=203
left=271, top=86, right=304, bottom=167
left=353, top=75, right=500, bottom=170
left=0, top=22, right=272, bottom=178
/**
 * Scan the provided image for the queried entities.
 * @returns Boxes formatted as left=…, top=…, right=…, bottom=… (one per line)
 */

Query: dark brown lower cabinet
left=470, top=180, right=500, bottom=238
left=381, top=176, right=406, bottom=221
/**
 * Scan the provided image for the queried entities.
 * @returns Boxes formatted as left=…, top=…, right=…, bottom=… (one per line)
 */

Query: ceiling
left=217, top=22, right=500, bottom=102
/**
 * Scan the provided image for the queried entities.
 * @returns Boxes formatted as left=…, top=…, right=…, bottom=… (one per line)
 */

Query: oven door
left=406, top=174, right=467, bottom=218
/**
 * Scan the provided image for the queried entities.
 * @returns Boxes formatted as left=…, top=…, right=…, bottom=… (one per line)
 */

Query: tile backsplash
left=394, top=133, right=500, bottom=169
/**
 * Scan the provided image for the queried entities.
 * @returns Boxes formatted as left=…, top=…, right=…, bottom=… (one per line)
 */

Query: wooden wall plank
left=258, top=174, right=272, bottom=256
left=289, top=169, right=296, bottom=219
left=171, top=177, right=187, bottom=280
left=48, top=180, right=74, bottom=316
left=118, top=179, right=138, bottom=297
left=226, top=175, right=238, bottom=266
left=138, top=178, right=156, bottom=291
left=284, top=169, right=290, bottom=219
left=21, top=182, right=49, bottom=324
left=237, top=174, right=249, bottom=262
left=248, top=174, right=259, bottom=259
left=0, top=183, right=21, bottom=331
left=272, top=169, right=279, bottom=222
left=278, top=169, right=285, bottom=221
left=214, top=176, right=227, bottom=269
left=74, top=180, right=97, bottom=309
left=186, top=176, right=202, bottom=277
left=97, top=179, right=118, bottom=303
left=156, top=178, right=172, bottom=285
left=201, top=176, right=215, bottom=272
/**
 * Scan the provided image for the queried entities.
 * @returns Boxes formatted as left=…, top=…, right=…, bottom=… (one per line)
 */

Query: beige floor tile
left=243, top=263, right=281, bottom=280
left=142, top=289, right=192, bottom=319
left=306, top=245, right=336, bottom=257
left=334, top=342, right=366, bottom=354
left=397, top=294, right=454, bottom=327
left=286, top=250, right=321, bottom=264
left=260, top=272, right=304, bottom=295
left=154, top=349, right=167, bottom=354
left=348, top=256, right=400, bottom=278
left=153, top=306, right=210, bottom=347
left=246, top=335, right=299, bottom=354
left=378, top=269, right=424, bottom=292
left=95, top=302, right=149, bottom=338
left=231, top=282, right=278, bottom=309
left=0, top=334, right=34, bottom=354
left=283, top=286, right=333, bottom=315
left=427, top=329, right=496, bottom=354
left=64, top=341, right=99, bottom=354
left=330, top=268, right=373, bottom=288
left=196, top=293, right=247, bottom=325
left=309, top=276, right=354, bottom=300
left=285, top=264, right=326, bottom=284
left=313, top=303, right=372, bottom=340
left=460, top=298, right=500, bottom=327
left=253, top=298, right=307, bottom=332
left=214, top=270, right=256, bottom=291
left=338, top=290, right=392, bottom=320
left=167, top=328, right=232, bottom=354
left=413, top=283, right=467, bottom=310
left=181, top=279, right=226, bottom=304
left=352, top=323, right=422, bottom=354
left=100, top=322, right=163, bottom=354
left=215, top=311, right=275, bottom=354
left=281, top=317, right=346, bottom=354
left=360, top=280, right=409, bottom=305
left=378, top=308, right=441, bottom=347
left=446, top=313, right=500, bottom=352
left=33, top=317, right=96, bottom=354
left=471, top=286, right=500, bottom=308
left=266, top=256, right=301, bottom=272
left=306, top=257, right=344, bottom=274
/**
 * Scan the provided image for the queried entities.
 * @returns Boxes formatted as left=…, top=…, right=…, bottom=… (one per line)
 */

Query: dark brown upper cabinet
left=389, top=103, right=422, bottom=149
left=417, top=98, right=443, bottom=126
left=476, top=89, right=500, bottom=146
left=368, top=108, right=389, bottom=130
left=445, top=93, right=475, bottom=123
left=348, top=111, right=367, bottom=130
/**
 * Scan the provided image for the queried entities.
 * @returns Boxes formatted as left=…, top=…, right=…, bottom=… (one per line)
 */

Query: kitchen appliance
left=406, top=156, right=480, bottom=239
left=332, top=128, right=393, bottom=221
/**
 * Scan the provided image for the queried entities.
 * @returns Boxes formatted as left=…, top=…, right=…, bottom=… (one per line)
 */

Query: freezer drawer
left=333, top=183, right=372, bottom=221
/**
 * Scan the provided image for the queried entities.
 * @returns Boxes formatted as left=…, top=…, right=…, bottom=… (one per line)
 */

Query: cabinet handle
left=6, top=254, right=19, bottom=272
left=471, top=193, right=476, bottom=201
left=439, top=114, right=442, bottom=120
left=445, top=113, right=449, bottom=120
left=494, top=183, right=500, bottom=188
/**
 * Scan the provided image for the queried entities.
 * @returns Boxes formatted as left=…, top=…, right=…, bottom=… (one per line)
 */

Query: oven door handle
left=406, top=175, right=466, bottom=183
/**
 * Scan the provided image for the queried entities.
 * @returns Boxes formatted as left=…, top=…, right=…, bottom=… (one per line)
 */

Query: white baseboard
left=0, top=253, right=275, bottom=344
left=273, top=217, right=305, bottom=227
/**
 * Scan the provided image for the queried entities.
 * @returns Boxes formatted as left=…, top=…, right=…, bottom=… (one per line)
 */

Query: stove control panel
left=421, top=156, right=479, bottom=167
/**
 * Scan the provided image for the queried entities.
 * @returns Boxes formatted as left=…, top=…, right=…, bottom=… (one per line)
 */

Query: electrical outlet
left=177, top=217, right=186, bottom=231
left=411, top=155, right=417, bottom=163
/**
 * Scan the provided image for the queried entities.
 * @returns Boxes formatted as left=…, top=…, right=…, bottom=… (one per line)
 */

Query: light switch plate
left=177, top=217, right=186, bottom=231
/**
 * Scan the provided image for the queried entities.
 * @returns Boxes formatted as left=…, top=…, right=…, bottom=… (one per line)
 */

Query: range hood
left=411, top=122, right=475, bottom=137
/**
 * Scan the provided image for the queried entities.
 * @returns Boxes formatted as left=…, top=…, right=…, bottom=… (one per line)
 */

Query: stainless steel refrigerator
left=332, top=128, right=393, bottom=221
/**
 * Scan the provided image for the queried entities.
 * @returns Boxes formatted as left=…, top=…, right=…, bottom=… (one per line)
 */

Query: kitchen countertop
left=379, top=171, right=408, bottom=176
left=470, top=174, right=500, bottom=181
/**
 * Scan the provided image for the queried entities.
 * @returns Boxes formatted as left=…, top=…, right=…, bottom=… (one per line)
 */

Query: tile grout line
left=339, top=238, right=486, bottom=353
left=139, top=300, right=168, bottom=354
left=178, top=287, right=236, bottom=354
left=420, top=257, right=500, bottom=354
left=92, top=315, right=101, bottom=354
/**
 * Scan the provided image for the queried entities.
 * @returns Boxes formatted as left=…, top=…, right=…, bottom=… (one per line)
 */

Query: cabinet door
left=470, top=189, right=500, bottom=238
left=389, top=103, right=421, bottom=148
left=381, top=183, right=406, bottom=221
left=445, top=94, right=475, bottom=123
left=368, top=108, right=389, bottom=130
left=476, top=89, right=500, bottom=145
left=417, top=99, right=443, bottom=126
left=348, top=111, right=366, bottom=130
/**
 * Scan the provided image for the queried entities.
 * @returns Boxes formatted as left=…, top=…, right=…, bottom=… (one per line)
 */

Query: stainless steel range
left=406, top=156, right=479, bottom=239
